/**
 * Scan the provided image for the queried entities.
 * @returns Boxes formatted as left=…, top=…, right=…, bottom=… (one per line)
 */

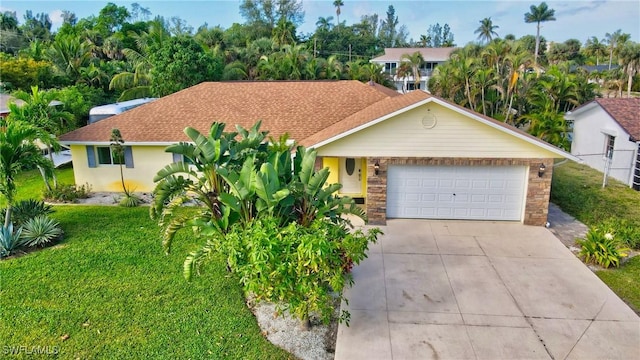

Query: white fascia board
left=564, top=101, right=598, bottom=120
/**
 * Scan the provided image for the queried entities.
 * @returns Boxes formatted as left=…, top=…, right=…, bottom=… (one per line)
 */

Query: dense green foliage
left=0, top=117, right=53, bottom=227
left=221, top=216, right=380, bottom=325
left=148, top=36, right=223, bottom=97
left=578, top=228, right=629, bottom=268
left=429, top=41, right=598, bottom=150
left=1, top=199, right=53, bottom=227
left=0, top=206, right=293, bottom=358
left=1, top=3, right=637, bottom=155
left=151, top=122, right=378, bottom=325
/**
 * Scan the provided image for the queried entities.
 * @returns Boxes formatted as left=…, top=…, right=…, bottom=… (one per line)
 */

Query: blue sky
left=2, top=1, right=638, bottom=45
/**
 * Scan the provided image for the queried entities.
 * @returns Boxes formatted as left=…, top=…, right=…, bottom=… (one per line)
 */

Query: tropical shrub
left=204, top=216, right=380, bottom=327
left=0, top=223, right=24, bottom=258
left=20, top=215, right=63, bottom=247
left=578, top=227, right=630, bottom=268
left=152, top=121, right=379, bottom=328
left=600, top=218, right=640, bottom=249
left=43, top=183, right=91, bottom=203
left=119, top=193, right=143, bottom=207
left=1, top=199, right=53, bottom=226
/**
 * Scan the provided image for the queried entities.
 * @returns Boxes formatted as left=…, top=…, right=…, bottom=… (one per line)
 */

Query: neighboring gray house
left=566, top=98, right=640, bottom=190
left=370, top=48, right=457, bottom=93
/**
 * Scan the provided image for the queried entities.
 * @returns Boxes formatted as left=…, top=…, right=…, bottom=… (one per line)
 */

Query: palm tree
left=474, top=17, right=499, bottom=44
left=419, top=34, right=429, bottom=47
left=7, top=86, right=74, bottom=189
left=618, top=42, right=640, bottom=97
left=315, top=16, right=334, bottom=31
left=400, top=51, right=425, bottom=90
left=395, top=62, right=412, bottom=92
left=333, top=0, right=344, bottom=27
left=0, top=117, right=53, bottom=227
left=605, top=29, right=631, bottom=70
left=109, top=19, right=169, bottom=100
left=524, top=2, right=556, bottom=66
left=272, top=18, right=296, bottom=47
left=583, top=37, right=607, bottom=66
left=47, top=36, right=93, bottom=83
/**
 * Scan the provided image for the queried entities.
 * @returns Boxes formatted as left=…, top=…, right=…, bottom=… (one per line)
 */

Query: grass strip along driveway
left=0, top=203, right=292, bottom=359
left=551, top=160, right=640, bottom=314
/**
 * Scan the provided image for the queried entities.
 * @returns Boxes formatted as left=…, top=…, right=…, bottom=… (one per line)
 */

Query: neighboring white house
left=566, top=98, right=640, bottom=190
left=370, top=47, right=457, bottom=93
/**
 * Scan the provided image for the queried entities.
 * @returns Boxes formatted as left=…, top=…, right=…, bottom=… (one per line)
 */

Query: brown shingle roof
left=371, top=47, right=458, bottom=62
left=60, top=81, right=398, bottom=143
left=594, top=98, right=640, bottom=140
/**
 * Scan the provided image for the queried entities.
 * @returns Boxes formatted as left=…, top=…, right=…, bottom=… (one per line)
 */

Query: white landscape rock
left=251, top=301, right=336, bottom=360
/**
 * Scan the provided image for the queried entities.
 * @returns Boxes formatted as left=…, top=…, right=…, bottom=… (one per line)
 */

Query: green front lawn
left=0, top=206, right=291, bottom=359
left=551, top=160, right=640, bottom=314
left=0, top=170, right=292, bottom=359
left=596, top=256, right=640, bottom=313
left=551, top=160, right=640, bottom=227
left=0, top=166, right=75, bottom=208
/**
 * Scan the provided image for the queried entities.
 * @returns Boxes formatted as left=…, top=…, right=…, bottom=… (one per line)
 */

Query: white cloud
left=49, top=9, right=64, bottom=26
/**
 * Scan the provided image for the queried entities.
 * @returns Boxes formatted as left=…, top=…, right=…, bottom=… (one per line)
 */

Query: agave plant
left=2, top=199, right=54, bottom=226
left=0, top=223, right=25, bottom=258
left=21, top=215, right=63, bottom=248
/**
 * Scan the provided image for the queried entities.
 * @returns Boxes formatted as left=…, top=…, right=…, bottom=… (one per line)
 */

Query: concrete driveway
left=335, top=220, right=640, bottom=360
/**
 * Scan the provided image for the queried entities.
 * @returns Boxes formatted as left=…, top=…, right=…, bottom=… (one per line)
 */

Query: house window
left=97, top=146, right=124, bottom=165
left=172, top=153, right=194, bottom=165
left=604, top=135, right=615, bottom=159
left=385, top=62, right=397, bottom=75
left=407, top=82, right=421, bottom=90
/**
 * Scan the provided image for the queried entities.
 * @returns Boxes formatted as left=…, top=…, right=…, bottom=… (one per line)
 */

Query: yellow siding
left=70, top=145, right=173, bottom=192
left=316, top=103, right=560, bottom=158
left=323, top=157, right=339, bottom=186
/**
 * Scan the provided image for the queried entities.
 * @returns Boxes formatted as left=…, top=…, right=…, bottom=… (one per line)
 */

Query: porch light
left=374, top=161, right=380, bottom=176
left=538, top=163, right=546, bottom=178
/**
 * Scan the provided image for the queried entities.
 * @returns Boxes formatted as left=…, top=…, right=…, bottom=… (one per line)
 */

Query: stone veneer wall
left=366, top=158, right=554, bottom=226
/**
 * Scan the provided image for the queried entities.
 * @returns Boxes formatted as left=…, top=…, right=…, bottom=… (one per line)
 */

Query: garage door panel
left=387, top=165, right=526, bottom=221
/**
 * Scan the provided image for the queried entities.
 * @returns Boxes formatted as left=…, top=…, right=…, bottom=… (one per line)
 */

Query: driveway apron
left=335, top=219, right=640, bottom=360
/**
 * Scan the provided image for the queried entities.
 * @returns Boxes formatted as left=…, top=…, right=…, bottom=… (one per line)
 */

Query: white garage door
left=387, top=165, right=527, bottom=221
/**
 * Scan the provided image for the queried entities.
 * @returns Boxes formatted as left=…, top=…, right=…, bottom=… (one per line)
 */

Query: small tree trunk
left=299, top=316, right=311, bottom=331
left=37, top=165, right=52, bottom=192
left=47, top=146, right=58, bottom=188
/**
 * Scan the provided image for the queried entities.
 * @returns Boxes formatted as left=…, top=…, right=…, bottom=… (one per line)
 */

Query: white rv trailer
left=88, top=98, right=157, bottom=124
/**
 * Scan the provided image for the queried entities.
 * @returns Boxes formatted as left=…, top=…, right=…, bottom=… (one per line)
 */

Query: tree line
left=0, top=1, right=638, bottom=150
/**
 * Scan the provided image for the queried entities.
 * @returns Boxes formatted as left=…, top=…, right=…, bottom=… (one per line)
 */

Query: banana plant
left=290, top=146, right=366, bottom=227
left=254, top=161, right=292, bottom=216
left=150, top=123, right=235, bottom=253
left=216, top=156, right=259, bottom=225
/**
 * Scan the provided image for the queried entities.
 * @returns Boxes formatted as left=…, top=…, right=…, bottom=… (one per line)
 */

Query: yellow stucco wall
left=323, top=157, right=339, bottom=186
left=70, top=145, right=173, bottom=192
left=316, top=103, right=560, bottom=159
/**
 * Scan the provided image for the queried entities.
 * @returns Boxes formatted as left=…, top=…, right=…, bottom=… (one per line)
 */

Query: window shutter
left=124, top=146, right=134, bottom=168
left=86, top=146, right=96, bottom=168
left=172, top=153, right=182, bottom=163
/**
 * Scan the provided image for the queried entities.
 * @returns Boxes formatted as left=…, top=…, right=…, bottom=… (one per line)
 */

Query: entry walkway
left=335, top=220, right=639, bottom=360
